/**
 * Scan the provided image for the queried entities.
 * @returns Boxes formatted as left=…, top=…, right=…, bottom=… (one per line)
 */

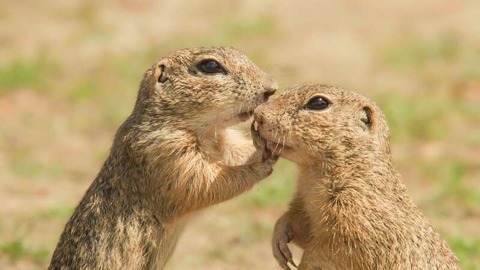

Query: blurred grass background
left=0, top=0, right=479, bottom=269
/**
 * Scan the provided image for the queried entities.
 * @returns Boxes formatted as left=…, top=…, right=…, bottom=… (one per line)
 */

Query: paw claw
left=262, top=147, right=272, bottom=162
left=272, top=218, right=297, bottom=269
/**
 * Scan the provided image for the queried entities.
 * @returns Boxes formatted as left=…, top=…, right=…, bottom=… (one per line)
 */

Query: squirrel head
left=253, top=84, right=391, bottom=166
left=135, top=47, right=277, bottom=131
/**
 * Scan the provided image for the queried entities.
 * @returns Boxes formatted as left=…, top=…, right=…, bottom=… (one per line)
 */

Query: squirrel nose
left=263, top=88, right=276, bottom=101
left=263, top=80, right=278, bottom=101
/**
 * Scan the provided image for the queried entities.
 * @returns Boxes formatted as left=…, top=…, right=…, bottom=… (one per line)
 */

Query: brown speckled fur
left=49, top=47, right=277, bottom=270
left=254, top=84, right=460, bottom=270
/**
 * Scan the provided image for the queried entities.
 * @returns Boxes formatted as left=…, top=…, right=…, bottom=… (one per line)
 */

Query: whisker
left=273, top=131, right=280, bottom=153
left=283, top=129, right=290, bottom=152
left=308, top=141, right=316, bottom=153
left=235, top=103, right=244, bottom=122
left=214, top=109, right=220, bottom=143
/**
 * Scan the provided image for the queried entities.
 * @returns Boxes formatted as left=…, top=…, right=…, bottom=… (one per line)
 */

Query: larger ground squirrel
left=253, top=84, right=459, bottom=269
left=49, top=47, right=278, bottom=269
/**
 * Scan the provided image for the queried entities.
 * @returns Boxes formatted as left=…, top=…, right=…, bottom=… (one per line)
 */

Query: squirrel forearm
left=167, top=156, right=270, bottom=215
left=280, top=194, right=311, bottom=248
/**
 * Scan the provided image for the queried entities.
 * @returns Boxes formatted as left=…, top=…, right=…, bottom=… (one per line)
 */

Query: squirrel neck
left=192, top=123, right=227, bottom=159
left=300, top=147, right=402, bottom=201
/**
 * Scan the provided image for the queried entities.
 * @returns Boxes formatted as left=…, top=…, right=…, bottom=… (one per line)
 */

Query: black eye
left=305, top=96, right=330, bottom=110
left=196, top=59, right=226, bottom=74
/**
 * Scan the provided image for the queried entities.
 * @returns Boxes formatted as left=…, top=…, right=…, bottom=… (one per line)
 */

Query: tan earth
left=0, top=0, right=479, bottom=269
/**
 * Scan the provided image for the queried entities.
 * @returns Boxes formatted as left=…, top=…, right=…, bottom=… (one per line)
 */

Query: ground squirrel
left=49, top=47, right=278, bottom=269
left=253, top=84, right=460, bottom=269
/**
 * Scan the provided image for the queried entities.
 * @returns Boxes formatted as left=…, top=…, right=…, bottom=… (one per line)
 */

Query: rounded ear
left=360, top=105, right=374, bottom=131
left=153, top=60, right=168, bottom=84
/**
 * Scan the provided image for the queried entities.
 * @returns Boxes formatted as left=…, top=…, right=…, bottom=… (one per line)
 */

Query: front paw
left=272, top=217, right=297, bottom=269
left=252, top=158, right=275, bottom=179
left=251, top=121, right=278, bottom=162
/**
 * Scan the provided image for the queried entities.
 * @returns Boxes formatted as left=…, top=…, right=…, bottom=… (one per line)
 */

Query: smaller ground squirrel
left=253, top=84, right=460, bottom=269
left=49, top=47, right=278, bottom=269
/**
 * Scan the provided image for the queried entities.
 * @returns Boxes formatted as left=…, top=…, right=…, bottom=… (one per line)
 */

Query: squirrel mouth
left=257, top=131, right=292, bottom=155
left=252, top=120, right=292, bottom=156
left=237, top=110, right=254, bottom=121
left=265, top=140, right=291, bottom=155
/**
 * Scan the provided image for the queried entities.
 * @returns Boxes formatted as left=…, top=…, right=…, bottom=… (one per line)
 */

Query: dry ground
left=0, top=1, right=479, bottom=269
